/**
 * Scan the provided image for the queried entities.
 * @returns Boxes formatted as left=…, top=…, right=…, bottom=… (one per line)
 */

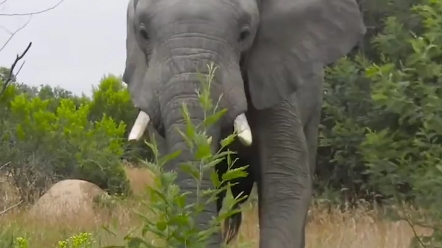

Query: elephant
left=123, top=0, right=366, bottom=247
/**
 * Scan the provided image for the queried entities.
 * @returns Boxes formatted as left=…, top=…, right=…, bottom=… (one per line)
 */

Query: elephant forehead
left=151, top=0, right=237, bottom=26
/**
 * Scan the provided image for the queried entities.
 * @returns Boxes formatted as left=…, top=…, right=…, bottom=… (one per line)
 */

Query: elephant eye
left=139, top=24, right=149, bottom=40
left=238, top=26, right=250, bottom=42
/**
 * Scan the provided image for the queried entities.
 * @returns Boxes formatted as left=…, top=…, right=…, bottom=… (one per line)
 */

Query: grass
left=0, top=165, right=433, bottom=248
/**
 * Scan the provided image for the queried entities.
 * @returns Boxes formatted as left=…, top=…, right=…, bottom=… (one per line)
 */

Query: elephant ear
left=246, top=0, right=366, bottom=110
left=123, top=0, right=153, bottom=112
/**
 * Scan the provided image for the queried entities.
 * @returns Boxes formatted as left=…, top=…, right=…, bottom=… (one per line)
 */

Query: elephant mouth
left=128, top=110, right=253, bottom=146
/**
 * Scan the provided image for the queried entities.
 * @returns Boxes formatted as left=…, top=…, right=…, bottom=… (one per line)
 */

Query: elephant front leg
left=255, top=94, right=312, bottom=248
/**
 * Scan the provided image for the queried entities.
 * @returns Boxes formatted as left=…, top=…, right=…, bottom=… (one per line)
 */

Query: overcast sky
left=0, top=0, right=128, bottom=96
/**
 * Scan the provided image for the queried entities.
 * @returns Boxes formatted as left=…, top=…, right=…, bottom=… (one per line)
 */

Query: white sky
left=0, top=0, right=128, bottom=96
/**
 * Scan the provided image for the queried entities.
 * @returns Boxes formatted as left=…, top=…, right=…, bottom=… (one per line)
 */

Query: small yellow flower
left=56, top=232, right=95, bottom=248
left=14, top=237, right=29, bottom=248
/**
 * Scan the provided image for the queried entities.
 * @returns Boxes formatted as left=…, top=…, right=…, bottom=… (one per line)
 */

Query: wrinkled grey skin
left=123, top=0, right=366, bottom=247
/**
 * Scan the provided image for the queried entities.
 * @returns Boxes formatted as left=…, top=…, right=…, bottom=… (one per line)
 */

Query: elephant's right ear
left=123, top=0, right=152, bottom=111
left=246, top=0, right=366, bottom=110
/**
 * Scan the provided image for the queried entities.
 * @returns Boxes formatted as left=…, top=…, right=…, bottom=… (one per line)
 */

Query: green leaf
left=149, top=188, right=168, bottom=204
left=175, top=193, right=189, bottom=208
left=203, top=157, right=225, bottom=170
left=176, top=128, right=194, bottom=150
left=180, top=103, right=196, bottom=139
left=210, top=170, right=221, bottom=188
left=203, top=108, right=227, bottom=128
left=194, top=136, right=212, bottom=160
left=156, top=221, right=167, bottom=231
left=221, top=166, right=249, bottom=182
left=220, top=133, right=236, bottom=148
left=168, top=214, right=191, bottom=227
left=180, top=163, right=201, bottom=180
left=158, top=149, right=182, bottom=166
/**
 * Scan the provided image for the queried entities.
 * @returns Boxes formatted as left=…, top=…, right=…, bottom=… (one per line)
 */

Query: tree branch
left=0, top=14, right=32, bottom=53
left=0, top=42, right=32, bottom=97
left=0, top=161, right=10, bottom=171
left=0, top=0, right=65, bottom=97
left=0, top=200, right=23, bottom=216
left=0, top=26, right=13, bottom=34
left=0, top=0, right=65, bottom=16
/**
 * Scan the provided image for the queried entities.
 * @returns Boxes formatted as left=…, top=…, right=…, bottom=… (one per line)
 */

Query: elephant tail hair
left=222, top=203, right=243, bottom=244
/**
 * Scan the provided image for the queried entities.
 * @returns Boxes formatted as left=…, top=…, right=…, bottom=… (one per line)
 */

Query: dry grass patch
left=123, top=164, right=155, bottom=195
left=0, top=166, right=434, bottom=248
left=231, top=204, right=433, bottom=248
left=304, top=207, right=432, bottom=248
left=0, top=173, right=20, bottom=210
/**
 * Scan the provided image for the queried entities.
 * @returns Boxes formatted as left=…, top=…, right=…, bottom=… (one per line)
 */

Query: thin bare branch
left=0, top=0, right=9, bottom=5
left=0, top=200, right=23, bottom=217
left=0, top=26, right=13, bottom=34
left=404, top=215, right=428, bottom=248
left=0, top=42, right=32, bottom=97
left=0, top=0, right=64, bottom=16
left=0, top=161, right=10, bottom=171
left=0, top=14, right=32, bottom=53
left=14, top=59, right=25, bottom=76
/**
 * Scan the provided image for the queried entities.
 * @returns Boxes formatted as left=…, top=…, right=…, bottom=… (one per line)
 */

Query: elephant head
left=123, top=0, right=365, bottom=246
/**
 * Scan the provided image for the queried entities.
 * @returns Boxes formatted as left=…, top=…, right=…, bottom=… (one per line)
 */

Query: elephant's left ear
left=246, top=0, right=366, bottom=110
left=123, top=0, right=152, bottom=112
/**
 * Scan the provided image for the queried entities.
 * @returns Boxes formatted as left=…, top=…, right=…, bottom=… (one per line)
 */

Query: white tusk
left=234, top=113, right=252, bottom=146
left=128, top=111, right=150, bottom=141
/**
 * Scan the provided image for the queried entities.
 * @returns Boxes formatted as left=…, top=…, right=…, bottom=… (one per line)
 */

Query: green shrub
left=88, top=74, right=137, bottom=147
left=317, top=55, right=375, bottom=203
left=87, top=75, right=151, bottom=164
left=0, top=85, right=131, bottom=200
left=319, top=0, right=442, bottom=245
left=362, top=0, right=442, bottom=245
left=88, top=75, right=137, bottom=131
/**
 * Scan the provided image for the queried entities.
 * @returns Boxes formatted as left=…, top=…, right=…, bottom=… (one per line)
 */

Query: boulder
left=28, top=179, right=108, bottom=223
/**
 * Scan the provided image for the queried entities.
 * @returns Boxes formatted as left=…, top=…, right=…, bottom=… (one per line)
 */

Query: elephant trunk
left=161, top=73, right=222, bottom=247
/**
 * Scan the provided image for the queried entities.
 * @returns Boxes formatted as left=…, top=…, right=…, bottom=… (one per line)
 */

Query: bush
left=88, top=75, right=137, bottom=132
left=0, top=82, right=131, bottom=201
left=319, top=0, right=442, bottom=245
left=87, top=75, right=153, bottom=164
left=316, top=55, right=375, bottom=203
